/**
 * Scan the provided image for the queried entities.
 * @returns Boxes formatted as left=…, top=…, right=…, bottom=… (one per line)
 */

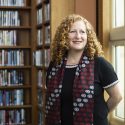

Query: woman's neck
left=66, top=50, right=83, bottom=65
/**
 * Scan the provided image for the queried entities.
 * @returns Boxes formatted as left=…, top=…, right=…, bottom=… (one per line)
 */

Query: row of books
left=37, top=3, right=50, bottom=24
left=44, top=25, right=50, bottom=44
left=37, top=8, right=42, bottom=25
left=0, top=30, right=17, bottom=46
left=37, top=26, right=50, bottom=46
left=0, top=109, right=25, bottom=125
left=0, top=70, right=24, bottom=86
left=0, top=11, right=20, bottom=26
left=38, top=110, right=43, bottom=125
left=37, top=29, right=43, bottom=46
left=0, top=0, right=26, bottom=6
left=38, top=89, right=43, bottom=106
left=44, top=49, right=50, bottom=67
left=44, top=3, right=50, bottom=22
left=0, top=49, right=24, bottom=66
left=37, top=0, right=42, bottom=4
left=34, top=49, right=50, bottom=67
left=34, top=50, right=43, bottom=66
left=37, top=70, right=43, bottom=87
left=0, top=89, right=23, bottom=106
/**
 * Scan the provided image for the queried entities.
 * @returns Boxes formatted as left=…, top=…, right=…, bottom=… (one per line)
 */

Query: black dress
left=60, top=57, right=118, bottom=125
left=61, top=67, right=76, bottom=125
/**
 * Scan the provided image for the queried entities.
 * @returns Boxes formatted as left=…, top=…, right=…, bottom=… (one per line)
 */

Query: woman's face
left=68, top=20, right=87, bottom=52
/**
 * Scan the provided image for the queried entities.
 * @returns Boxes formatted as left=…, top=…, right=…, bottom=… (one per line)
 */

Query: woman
left=45, top=14, right=122, bottom=125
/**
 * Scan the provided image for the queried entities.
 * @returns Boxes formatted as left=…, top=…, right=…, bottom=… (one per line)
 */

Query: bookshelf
left=0, top=0, right=75, bottom=124
left=0, top=0, right=33, bottom=124
left=35, top=0, right=75, bottom=125
left=35, top=0, right=51, bottom=125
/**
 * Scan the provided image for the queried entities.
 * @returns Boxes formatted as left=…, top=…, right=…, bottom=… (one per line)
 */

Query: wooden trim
left=97, top=0, right=111, bottom=60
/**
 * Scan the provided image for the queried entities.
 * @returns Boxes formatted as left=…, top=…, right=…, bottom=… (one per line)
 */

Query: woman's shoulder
left=95, top=56, right=111, bottom=66
left=94, top=56, right=115, bottom=72
left=95, top=56, right=106, bottom=62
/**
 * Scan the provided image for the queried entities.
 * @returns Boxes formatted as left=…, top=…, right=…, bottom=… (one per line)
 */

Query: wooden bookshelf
left=35, top=0, right=51, bottom=125
left=34, top=0, right=75, bottom=125
left=0, top=0, right=75, bottom=124
left=0, top=0, right=33, bottom=124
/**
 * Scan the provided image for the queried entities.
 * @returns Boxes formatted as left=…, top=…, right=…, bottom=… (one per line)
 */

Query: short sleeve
left=96, top=57, right=119, bottom=88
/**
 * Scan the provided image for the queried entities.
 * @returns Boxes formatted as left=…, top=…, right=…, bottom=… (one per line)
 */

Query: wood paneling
left=75, top=0, right=97, bottom=31
left=51, top=0, right=75, bottom=40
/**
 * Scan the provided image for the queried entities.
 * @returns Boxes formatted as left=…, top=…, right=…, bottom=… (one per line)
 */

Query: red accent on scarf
left=45, top=55, right=94, bottom=125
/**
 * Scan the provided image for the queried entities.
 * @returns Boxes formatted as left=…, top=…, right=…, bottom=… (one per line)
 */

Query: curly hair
left=50, top=14, right=104, bottom=64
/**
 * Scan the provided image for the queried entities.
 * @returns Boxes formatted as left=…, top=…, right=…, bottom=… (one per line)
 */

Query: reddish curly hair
left=50, top=14, right=104, bottom=64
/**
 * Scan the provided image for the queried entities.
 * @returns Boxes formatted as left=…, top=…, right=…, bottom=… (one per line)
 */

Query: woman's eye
left=69, top=30, right=76, bottom=33
left=69, top=30, right=86, bottom=34
left=81, top=30, right=85, bottom=33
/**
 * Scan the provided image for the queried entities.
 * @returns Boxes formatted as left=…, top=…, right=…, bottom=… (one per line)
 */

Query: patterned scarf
left=45, top=54, right=94, bottom=125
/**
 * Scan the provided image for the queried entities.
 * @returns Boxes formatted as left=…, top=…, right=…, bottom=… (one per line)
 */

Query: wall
left=75, top=0, right=97, bottom=31
left=51, top=0, right=75, bottom=40
left=51, top=0, right=97, bottom=40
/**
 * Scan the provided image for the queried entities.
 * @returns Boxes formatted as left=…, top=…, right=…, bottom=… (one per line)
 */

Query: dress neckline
left=65, top=64, right=78, bottom=68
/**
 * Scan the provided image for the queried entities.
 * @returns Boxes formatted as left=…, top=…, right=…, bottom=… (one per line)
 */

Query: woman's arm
left=105, top=83, right=122, bottom=112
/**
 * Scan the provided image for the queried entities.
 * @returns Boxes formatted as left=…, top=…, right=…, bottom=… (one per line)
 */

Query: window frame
left=109, top=32, right=125, bottom=125
left=109, top=0, right=125, bottom=124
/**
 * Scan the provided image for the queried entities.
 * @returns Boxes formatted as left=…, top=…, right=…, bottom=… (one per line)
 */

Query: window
left=110, top=0, right=125, bottom=124
left=112, top=0, right=124, bottom=27
left=115, top=46, right=124, bottom=119
left=112, top=44, right=125, bottom=120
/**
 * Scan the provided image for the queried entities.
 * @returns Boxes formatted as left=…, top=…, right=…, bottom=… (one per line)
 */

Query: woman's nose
left=75, top=32, right=81, bottom=38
